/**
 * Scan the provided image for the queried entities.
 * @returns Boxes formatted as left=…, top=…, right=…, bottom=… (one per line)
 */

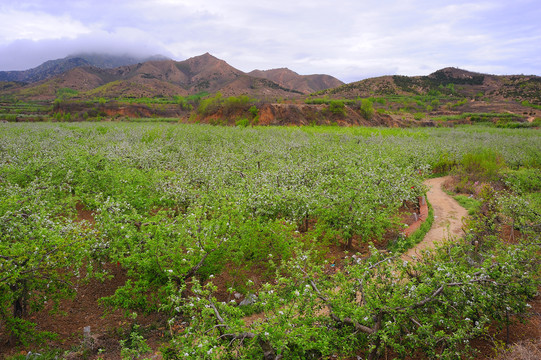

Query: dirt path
left=403, top=176, right=468, bottom=260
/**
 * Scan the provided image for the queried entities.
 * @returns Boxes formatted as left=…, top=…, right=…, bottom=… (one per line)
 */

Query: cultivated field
left=0, top=123, right=540, bottom=359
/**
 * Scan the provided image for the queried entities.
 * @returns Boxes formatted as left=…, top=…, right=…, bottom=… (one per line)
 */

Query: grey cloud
left=0, top=0, right=540, bottom=79
left=0, top=33, right=171, bottom=71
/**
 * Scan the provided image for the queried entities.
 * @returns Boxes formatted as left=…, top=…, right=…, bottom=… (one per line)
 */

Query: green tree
left=0, top=182, right=94, bottom=345
left=360, top=98, right=375, bottom=119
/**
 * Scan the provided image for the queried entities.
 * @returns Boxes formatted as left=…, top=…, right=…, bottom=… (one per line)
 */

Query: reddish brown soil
left=0, top=264, right=167, bottom=359
left=473, top=294, right=541, bottom=359
left=75, top=202, right=95, bottom=224
left=403, top=196, right=429, bottom=236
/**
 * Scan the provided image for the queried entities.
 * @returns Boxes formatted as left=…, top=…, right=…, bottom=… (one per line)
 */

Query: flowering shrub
left=165, top=239, right=539, bottom=359
left=0, top=181, right=96, bottom=344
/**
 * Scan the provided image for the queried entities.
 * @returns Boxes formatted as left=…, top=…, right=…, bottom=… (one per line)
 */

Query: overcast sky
left=0, top=0, right=540, bottom=83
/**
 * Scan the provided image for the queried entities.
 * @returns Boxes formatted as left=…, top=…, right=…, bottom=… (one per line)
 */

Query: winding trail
left=403, top=176, right=469, bottom=260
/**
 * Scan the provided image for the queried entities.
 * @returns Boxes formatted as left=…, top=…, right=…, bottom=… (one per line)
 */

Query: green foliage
left=457, top=149, right=505, bottom=181
left=498, top=192, right=541, bottom=240
left=503, top=168, right=541, bottom=194
left=521, top=100, right=541, bottom=110
left=0, top=181, right=96, bottom=344
left=3, top=316, right=58, bottom=347
left=120, top=320, right=152, bottom=360
left=393, top=75, right=420, bottom=93
left=432, top=112, right=523, bottom=124
left=448, top=98, right=468, bottom=109
left=0, top=114, right=18, bottom=122
left=304, top=97, right=329, bottom=105
left=249, top=105, right=259, bottom=118
left=166, top=239, right=539, bottom=359
left=55, top=87, right=79, bottom=100
left=328, top=100, right=346, bottom=116
left=1, top=123, right=540, bottom=355
left=197, top=93, right=221, bottom=115
left=235, top=117, right=251, bottom=127
left=5, top=348, right=64, bottom=360
left=431, top=152, right=456, bottom=175
left=222, top=95, right=254, bottom=115
left=453, top=194, right=482, bottom=215
left=197, top=93, right=256, bottom=118
left=374, top=97, right=387, bottom=105
left=495, top=119, right=538, bottom=128
left=124, top=117, right=178, bottom=123
left=359, top=98, right=375, bottom=119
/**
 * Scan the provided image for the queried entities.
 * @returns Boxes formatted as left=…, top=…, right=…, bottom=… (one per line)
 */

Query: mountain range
left=1, top=53, right=540, bottom=115
left=0, top=53, right=344, bottom=100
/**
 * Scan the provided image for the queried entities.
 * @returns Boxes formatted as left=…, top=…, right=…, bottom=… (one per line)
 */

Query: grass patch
left=453, top=194, right=481, bottom=215
left=431, top=112, right=524, bottom=124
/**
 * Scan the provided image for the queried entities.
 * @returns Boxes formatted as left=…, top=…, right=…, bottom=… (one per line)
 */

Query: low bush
left=457, top=149, right=505, bottom=181
left=503, top=168, right=541, bottom=193
left=197, top=93, right=256, bottom=117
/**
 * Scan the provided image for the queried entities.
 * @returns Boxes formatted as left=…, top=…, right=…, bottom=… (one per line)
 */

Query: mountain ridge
left=313, top=66, right=541, bottom=105
left=248, top=67, right=344, bottom=94
left=1, top=53, right=343, bottom=100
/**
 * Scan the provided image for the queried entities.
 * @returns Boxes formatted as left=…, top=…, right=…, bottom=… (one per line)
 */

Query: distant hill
left=314, top=67, right=541, bottom=105
left=4, top=53, right=321, bottom=100
left=0, top=57, right=92, bottom=83
left=0, top=53, right=170, bottom=83
left=66, top=53, right=169, bottom=69
left=248, top=68, right=344, bottom=94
